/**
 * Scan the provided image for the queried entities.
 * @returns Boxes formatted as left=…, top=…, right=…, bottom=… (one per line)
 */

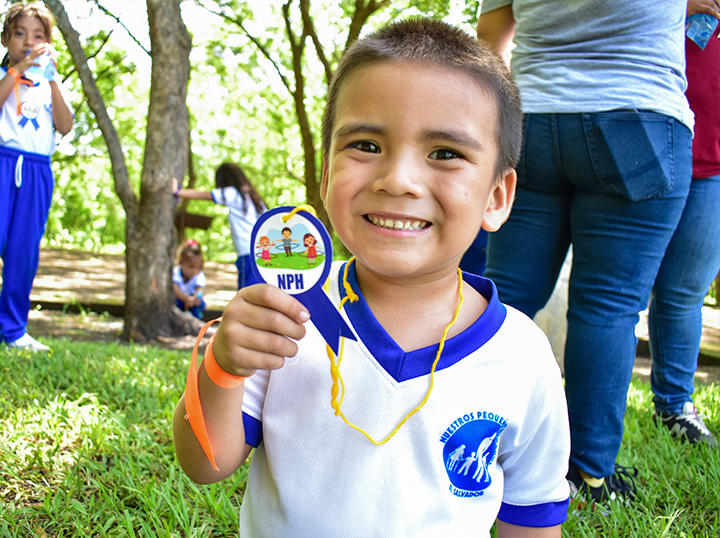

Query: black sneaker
left=567, top=463, right=638, bottom=504
left=654, top=402, right=717, bottom=447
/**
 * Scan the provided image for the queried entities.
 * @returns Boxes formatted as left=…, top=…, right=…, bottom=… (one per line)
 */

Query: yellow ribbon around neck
left=327, top=257, right=465, bottom=445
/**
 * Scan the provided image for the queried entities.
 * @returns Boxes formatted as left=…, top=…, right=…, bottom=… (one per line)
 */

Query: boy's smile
left=322, top=60, right=514, bottom=285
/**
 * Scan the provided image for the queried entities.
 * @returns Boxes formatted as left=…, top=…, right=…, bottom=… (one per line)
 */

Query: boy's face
left=282, top=230, right=291, bottom=239
left=4, top=15, right=48, bottom=66
left=322, top=60, right=515, bottom=282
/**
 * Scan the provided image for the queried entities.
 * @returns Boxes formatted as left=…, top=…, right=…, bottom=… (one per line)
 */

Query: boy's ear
left=481, top=168, right=517, bottom=232
left=320, top=158, right=329, bottom=202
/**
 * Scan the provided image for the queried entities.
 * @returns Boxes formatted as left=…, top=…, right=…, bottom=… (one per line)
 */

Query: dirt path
left=29, top=248, right=238, bottom=315
left=7, top=247, right=720, bottom=383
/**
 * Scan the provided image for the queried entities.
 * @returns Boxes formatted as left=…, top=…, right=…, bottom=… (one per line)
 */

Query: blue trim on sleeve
left=338, top=261, right=507, bottom=382
left=497, top=498, right=569, bottom=527
left=243, top=412, right=263, bottom=448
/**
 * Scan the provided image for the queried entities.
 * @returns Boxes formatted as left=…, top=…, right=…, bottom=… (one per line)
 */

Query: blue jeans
left=460, top=229, right=488, bottom=276
left=485, top=111, right=692, bottom=478
left=649, top=174, right=720, bottom=415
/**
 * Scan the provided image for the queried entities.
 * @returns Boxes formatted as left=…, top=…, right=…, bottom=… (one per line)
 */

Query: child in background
left=173, top=18, right=570, bottom=537
left=172, top=240, right=206, bottom=320
left=173, top=163, right=267, bottom=289
left=0, top=2, right=74, bottom=352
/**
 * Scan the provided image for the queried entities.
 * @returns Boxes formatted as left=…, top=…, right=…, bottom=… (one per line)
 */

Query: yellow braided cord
left=341, top=256, right=359, bottom=303
left=282, top=205, right=317, bottom=222
left=327, top=261, right=464, bottom=445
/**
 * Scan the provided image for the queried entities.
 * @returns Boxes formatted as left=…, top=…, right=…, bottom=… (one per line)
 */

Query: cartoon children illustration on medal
left=280, top=227, right=298, bottom=257
left=303, top=233, right=318, bottom=266
left=257, top=236, right=274, bottom=266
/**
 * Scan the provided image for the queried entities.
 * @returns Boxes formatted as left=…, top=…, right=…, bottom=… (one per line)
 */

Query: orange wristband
left=6, top=67, right=21, bottom=82
left=203, top=333, right=248, bottom=388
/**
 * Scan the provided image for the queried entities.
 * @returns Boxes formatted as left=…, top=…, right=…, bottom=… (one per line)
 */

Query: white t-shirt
left=0, top=68, right=72, bottom=155
left=239, top=261, right=570, bottom=537
left=211, top=187, right=264, bottom=257
left=172, top=265, right=205, bottom=297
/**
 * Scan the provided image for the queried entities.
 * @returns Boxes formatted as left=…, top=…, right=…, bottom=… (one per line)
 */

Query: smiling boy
left=173, top=18, right=570, bottom=537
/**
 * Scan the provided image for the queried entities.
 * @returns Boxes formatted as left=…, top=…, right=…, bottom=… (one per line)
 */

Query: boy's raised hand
left=212, top=284, right=310, bottom=378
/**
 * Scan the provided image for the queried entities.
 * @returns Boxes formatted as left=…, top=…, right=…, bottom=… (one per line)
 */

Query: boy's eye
left=348, top=140, right=380, bottom=153
left=429, top=148, right=462, bottom=160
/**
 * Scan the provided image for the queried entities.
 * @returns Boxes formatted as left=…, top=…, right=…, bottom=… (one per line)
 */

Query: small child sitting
left=173, top=17, right=570, bottom=537
left=172, top=239, right=206, bottom=320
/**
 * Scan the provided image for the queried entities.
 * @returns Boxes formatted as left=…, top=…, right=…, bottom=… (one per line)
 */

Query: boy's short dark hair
left=282, top=227, right=292, bottom=235
left=321, top=17, right=522, bottom=181
left=1, top=2, right=55, bottom=46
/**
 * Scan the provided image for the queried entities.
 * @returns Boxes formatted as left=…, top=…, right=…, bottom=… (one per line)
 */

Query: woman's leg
left=649, top=175, right=720, bottom=415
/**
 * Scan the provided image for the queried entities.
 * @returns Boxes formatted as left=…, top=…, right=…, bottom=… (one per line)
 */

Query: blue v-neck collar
left=338, top=262, right=507, bottom=382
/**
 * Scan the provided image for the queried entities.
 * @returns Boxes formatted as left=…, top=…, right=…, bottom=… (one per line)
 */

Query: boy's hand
left=212, top=284, right=310, bottom=378
left=18, top=43, right=57, bottom=81
left=11, top=43, right=46, bottom=74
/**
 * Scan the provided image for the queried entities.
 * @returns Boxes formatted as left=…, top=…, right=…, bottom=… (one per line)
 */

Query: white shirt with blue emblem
left=240, top=261, right=570, bottom=537
left=0, top=69, right=72, bottom=156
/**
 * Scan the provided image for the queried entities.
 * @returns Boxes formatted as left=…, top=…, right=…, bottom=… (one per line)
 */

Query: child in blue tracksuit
left=0, top=2, right=74, bottom=352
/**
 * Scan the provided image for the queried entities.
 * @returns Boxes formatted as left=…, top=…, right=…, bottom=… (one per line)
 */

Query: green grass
left=1, top=337, right=719, bottom=537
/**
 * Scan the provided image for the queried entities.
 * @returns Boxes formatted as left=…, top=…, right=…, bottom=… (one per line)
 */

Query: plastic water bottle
left=686, top=13, right=719, bottom=50
left=24, top=52, right=56, bottom=83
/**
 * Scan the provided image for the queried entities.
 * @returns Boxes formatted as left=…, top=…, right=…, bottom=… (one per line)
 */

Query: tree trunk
left=123, top=0, right=193, bottom=341
left=48, top=0, right=194, bottom=340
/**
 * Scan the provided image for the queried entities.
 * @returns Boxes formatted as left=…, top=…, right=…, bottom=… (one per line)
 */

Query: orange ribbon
left=7, top=67, right=34, bottom=116
left=184, top=317, right=223, bottom=471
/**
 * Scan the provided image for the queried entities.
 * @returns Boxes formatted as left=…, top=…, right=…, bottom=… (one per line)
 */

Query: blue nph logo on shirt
left=441, top=412, right=507, bottom=497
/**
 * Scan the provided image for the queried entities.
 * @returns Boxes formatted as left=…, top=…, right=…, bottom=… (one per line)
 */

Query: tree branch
left=299, top=0, right=332, bottom=83
left=345, top=0, right=389, bottom=50
left=43, top=0, right=138, bottom=218
left=62, top=28, right=113, bottom=83
left=94, top=0, right=151, bottom=56
left=197, top=1, right=293, bottom=93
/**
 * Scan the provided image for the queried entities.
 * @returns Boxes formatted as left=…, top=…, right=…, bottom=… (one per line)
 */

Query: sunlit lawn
left=1, top=332, right=719, bottom=537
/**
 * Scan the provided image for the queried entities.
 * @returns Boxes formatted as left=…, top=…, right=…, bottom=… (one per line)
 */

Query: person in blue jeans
left=478, top=1, right=694, bottom=503
left=649, top=0, right=720, bottom=448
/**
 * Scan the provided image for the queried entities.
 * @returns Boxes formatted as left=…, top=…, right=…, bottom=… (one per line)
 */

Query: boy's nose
left=372, top=153, right=424, bottom=197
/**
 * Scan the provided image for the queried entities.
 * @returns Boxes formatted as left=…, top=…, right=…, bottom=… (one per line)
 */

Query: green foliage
left=40, top=0, right=485, bottom=259
left=46, top=28, right=147, bottom=254
left=1, top=331, right=719, bottom=536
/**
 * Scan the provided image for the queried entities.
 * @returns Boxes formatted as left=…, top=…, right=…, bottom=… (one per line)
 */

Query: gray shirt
left=481, top=0, right=694, bottom=130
